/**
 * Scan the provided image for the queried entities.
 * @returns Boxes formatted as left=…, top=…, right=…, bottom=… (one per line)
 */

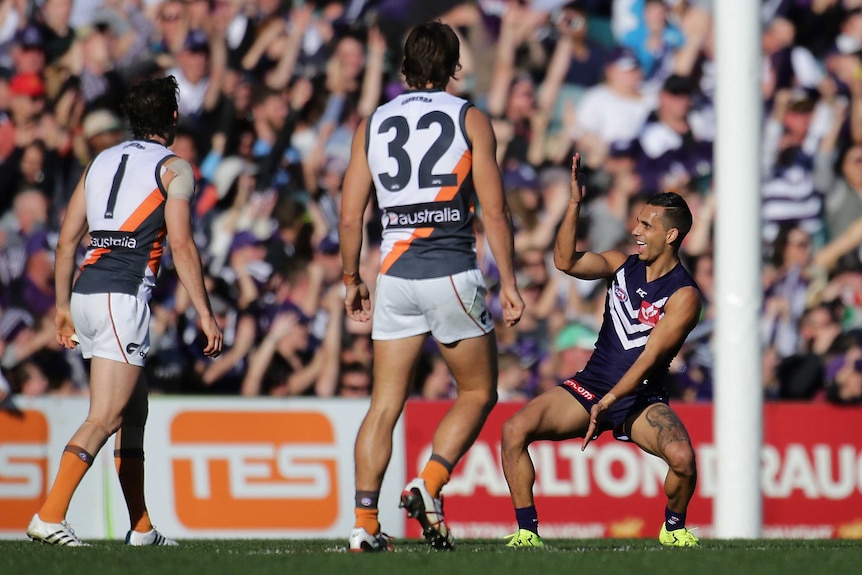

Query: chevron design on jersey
left=608, top=268, right=669, bottom=350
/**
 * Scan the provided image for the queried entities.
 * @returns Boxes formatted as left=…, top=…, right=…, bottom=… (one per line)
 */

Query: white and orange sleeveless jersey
left=367, top=89, right=478, bottom=279
left=74, top=140, right=177, bottom=302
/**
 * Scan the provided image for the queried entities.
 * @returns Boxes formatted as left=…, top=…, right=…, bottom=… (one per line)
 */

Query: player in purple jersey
left=501, top=154, right=702, bottom=548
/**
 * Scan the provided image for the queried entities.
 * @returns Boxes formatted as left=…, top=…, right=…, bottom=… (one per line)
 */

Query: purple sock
left=515, top=506, right=539, bottom=535
left=665, top=506, right=686, bottom=531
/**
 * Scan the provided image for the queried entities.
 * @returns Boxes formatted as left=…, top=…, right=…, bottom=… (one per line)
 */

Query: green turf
left=3, top=538, right=861, bottom=575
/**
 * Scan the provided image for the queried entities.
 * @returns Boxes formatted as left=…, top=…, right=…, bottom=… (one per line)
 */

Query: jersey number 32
left=377, top=112, right=458, bottom=192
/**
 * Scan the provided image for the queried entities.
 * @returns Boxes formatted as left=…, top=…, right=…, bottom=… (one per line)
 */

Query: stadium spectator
left=497, top=350, right=531, bottom=402
left=619, top=0, right=686, bottom=94
left=761, top=88, right=834, bottom=248
left=336, top=360, right=373, bottom=398
left=633, top=73, right=713, bottom=195
left=569, top=45, right=654, bottom=169
left=551, top=321, right=599, bottom=382
left=762, top=222, right=821, bottom=360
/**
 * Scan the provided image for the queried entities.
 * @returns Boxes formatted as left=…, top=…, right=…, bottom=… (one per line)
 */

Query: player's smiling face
left=632, top=206, right=672, bottom=262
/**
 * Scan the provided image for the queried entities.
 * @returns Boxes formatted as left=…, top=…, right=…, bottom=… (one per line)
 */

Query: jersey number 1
left=377, top=112, right=458, bottom=192
left=104, top=154, right=129, bottom=219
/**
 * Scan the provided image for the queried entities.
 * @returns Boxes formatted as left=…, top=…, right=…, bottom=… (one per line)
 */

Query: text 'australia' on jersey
left=367, top=90, right=478, bottom=279
left=74, top=140, right=176, bottom=301
left=575, top=255, right=701, bottom=394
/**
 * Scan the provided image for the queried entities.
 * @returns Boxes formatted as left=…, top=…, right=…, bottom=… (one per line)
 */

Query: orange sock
left=115, top=449, right=153, bottom=533
left=354, top=507, right=380, bottom=534
left=420, top=458, right=451, bottom=499
left=39, top=445, right=94, bottom=523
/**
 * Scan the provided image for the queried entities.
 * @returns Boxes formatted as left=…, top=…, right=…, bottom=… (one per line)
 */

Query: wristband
left=343, top=272, right=361, bottom=286
left=599, top=392, right=617, bottom=409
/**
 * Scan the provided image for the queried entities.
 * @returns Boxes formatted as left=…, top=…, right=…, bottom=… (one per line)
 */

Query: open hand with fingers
left=571, top=153, right=586, bottom=204
left=344, top=279, right=372, bottom=323
left=582, top=394, right=613, bottom=451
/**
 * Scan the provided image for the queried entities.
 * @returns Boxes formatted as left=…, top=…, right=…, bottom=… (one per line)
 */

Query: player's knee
left=366, top=400, right=404, bottom=428
left=664, top=441, right=697, bottom=479
left=501, top=415, right=532, bottom=452
left=86, top=416, right=122, bottom=437
left=457, top=384, right=497, bottom=412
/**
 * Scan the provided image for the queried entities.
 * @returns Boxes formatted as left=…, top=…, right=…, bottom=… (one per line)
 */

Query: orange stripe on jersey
left=380, top=228, right=434, bottom=274
left=380, top=150, right=473, bottom=274
left=120, top=188, right=165, bottom=232
left=148, top=227, right=167, bottom=274
left=434, top=150, right=472, bottom=202
left=81, top=247, right=110, bottom=268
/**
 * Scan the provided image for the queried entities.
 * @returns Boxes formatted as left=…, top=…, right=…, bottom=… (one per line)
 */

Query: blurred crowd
left=2, top=0, right=862, bottom=406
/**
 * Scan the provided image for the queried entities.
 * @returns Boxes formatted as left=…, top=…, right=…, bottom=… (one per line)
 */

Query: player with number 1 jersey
left=75, top=140, right=176, bottom=302
left=28, top=76, right=222, bottom=548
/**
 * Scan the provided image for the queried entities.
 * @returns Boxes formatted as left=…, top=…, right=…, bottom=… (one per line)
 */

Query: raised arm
left=266, top=5, right=311, bottom=91
left=467, top=106, right=524, bottom=327
left=553, top=155, right=627, bottom=279
left=357, top=26, right=386, bottom=118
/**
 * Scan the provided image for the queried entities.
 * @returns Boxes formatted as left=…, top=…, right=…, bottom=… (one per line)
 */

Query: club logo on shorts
left=126, top=343, right=148, bottom=359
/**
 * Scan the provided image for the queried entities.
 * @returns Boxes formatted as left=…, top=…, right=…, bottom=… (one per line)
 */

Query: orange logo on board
left=170, top=411, right=338, bottom=530
left=0, top=410, right=49, bottom=529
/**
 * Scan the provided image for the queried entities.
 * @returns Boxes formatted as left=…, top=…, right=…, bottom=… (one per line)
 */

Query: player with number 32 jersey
left=367, top=90, right=477, bottom=279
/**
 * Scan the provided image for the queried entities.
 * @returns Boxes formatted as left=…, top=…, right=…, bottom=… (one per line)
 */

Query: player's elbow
left=169, top=240, right=203, bottom=273
left=552, top=251, right=567, bottom=272
left=481, top=211, right=512, bottom=240
left=339, top=214, right=363, bottom=235
left=553, top=249, right=575, bottom=273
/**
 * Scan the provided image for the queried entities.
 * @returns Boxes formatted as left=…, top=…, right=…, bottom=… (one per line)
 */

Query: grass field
left=3, top=538, right=861, bottom=575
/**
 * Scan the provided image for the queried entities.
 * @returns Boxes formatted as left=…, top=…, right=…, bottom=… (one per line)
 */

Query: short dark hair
left=401, top=21, right=461, bottom=90
left=646, top=192, right=692, bottom=247
left=122, top=75, right=179, bottom=141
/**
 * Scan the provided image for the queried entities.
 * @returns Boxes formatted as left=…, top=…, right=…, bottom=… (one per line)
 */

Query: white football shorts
left=372, top=268, right=494, bottom=344
left=70, top=292, right=151, bottom=367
